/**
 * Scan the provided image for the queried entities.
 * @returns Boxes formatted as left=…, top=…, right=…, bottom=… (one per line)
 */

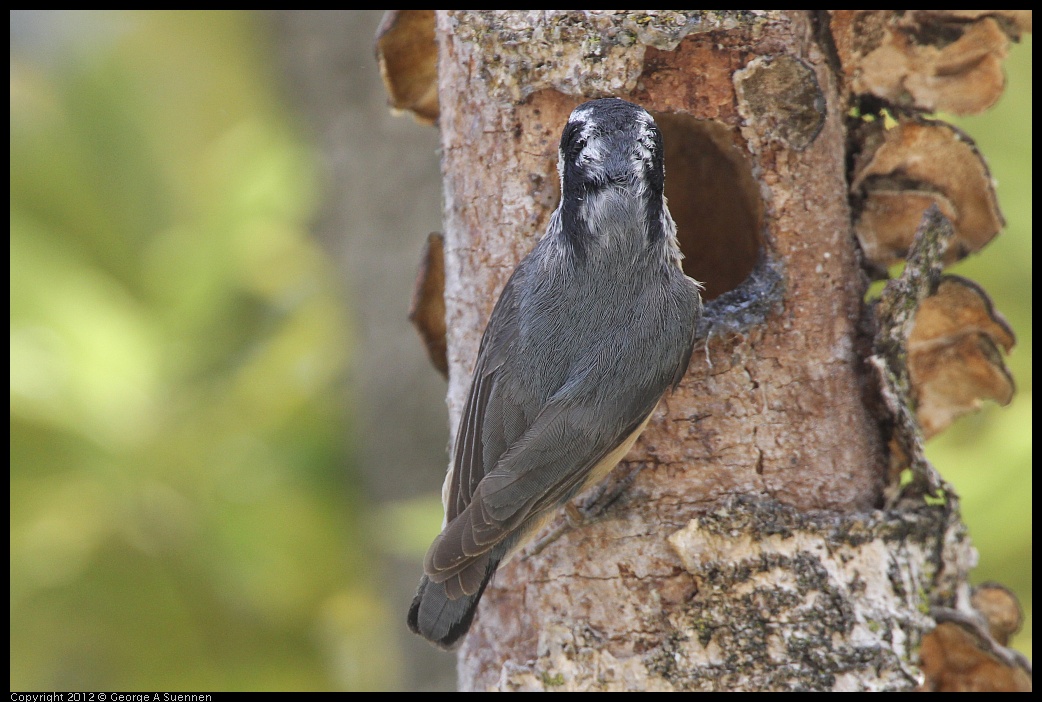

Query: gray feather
left=409, top=98, right=703, bottom=648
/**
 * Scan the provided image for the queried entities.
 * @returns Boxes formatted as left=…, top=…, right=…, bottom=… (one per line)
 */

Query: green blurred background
left=9, top=11, right=1031, bottom=691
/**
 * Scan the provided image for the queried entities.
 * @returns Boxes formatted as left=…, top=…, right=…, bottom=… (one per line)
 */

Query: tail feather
left=407, top=573, right=492, bottom=649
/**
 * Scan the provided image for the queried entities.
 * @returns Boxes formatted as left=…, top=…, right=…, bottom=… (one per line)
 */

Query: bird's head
left=554, top=98, right=670, bottom=256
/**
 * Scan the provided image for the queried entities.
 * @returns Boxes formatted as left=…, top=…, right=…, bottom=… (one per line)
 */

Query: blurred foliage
left=929, top=34, right=1032, bottom=658
left=9, top=11, right=1031, bottom=691
left=10, top=11, right=390, bottom=690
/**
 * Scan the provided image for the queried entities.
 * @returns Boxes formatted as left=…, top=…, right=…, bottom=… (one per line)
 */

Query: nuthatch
left=408, top=98, right=703, bottom=649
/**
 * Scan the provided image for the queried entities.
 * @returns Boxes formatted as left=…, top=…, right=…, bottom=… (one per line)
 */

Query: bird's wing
left=444, top=267, right=522, bottom=524
left=427, top=359, right=663, bottom=596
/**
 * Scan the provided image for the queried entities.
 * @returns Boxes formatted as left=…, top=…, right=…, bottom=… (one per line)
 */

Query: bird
left=408, top=97, right=703, bottom=649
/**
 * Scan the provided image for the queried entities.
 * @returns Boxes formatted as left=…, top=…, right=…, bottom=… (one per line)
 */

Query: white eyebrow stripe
left=568, top=102, right=598, bottom=123
left=630, top=114, right=656, bottom=164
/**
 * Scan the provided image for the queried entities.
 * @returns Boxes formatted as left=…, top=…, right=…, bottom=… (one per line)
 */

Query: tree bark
left=385, top=9, right=1027, bottom=691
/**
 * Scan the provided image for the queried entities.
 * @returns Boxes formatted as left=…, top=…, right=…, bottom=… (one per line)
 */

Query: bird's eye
left=573, top=138, right=589, bottom=164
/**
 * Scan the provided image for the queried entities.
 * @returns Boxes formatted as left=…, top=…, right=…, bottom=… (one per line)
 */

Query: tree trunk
left=380, top=9, right=1029, bottom=691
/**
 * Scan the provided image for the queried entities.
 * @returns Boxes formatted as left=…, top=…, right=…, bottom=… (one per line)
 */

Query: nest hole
left=655, top=112, right=763, bottom=300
